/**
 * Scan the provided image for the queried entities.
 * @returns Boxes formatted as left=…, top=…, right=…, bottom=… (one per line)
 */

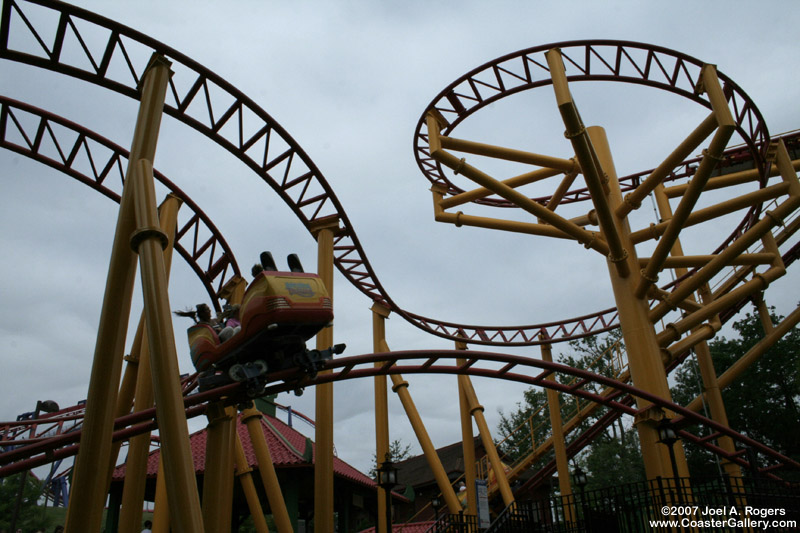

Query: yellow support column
left=540, top=342, right=574, bottom=523
left=118, top=195, right=182, bottom=533
left=233, top=428, right=270, bottom=533
left=312, top=220, right=338, bottom=533
left=378, top=336, right=460, bottom=514
left=588, top=125, right=689, bottom=482
left=242, top=406, right=294, bottom=533
left=388, top=371, right=462, bottom=514
left=372, top=303, right=391, bottom=533
left=455, top=343, right=477, bottom=516
left=64, top=54, right=173, bottom=533
left=152, top=455, right=170, bottom=533
left=131, top=154, right=205, bottom=531
left=117, top=336, right=155, bottom=533
left=116, top=321, right=144, bottom=426
left=458, top=374, right=515, bottom=507
left=651, top=182, right=743, bottom=481
left=202, top=403, right=236, bottom=533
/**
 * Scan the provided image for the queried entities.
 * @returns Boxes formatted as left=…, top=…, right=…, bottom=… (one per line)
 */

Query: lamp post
left=377, top=454, right=398, bottom=533
left=431, top=495, right=442, bottom=522
left=657, top=417, right=683, bottom=502
left=572, top=466, right=588, bottom=523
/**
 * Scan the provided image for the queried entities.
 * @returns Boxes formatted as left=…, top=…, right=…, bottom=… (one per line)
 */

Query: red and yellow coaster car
left=189, top=270, right=333, bottom=372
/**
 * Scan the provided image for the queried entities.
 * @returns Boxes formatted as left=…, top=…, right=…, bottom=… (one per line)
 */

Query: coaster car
left=187, top=253, right=342, bottom=393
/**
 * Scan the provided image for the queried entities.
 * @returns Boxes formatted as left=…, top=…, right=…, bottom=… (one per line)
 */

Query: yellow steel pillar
left=312, top=220, right=338, bottom=533
left=588, top=126, right=690, bottom=481
left=389, top=372, right=461, bottom=513
left=540, top=342, right=574, bottom=520
left=64, top=54, right=173, bottom=533
left=455, top=342, right=477, bottom=516
left=118, top=195, right=182, bottom=533
left=372, top=303, right=391, bottom=533
left=117, top=335, right=155, bottom=533
left=242, top=406, right=294, bottom=533
left=152, top=455, right=170, bottom=533
left=458, top=373, right=515, bottom=507
left=114, top=194, right=182, bottom=425
left=116, top=320, right=144, bottom=424
left=651, top=182, right=742, bottom=478
left=131, top=154, right=206, bottom=530
left=202, top=404, right=236, bottom=533
left=233, top=428, right=270, bottom=533
left=376, top=335, right=460, bottom=514
left=693, top=341, right=743, bottom=478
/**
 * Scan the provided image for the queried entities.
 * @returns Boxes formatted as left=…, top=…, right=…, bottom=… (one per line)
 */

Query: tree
left=369, top=439, right=413, bottom=478
left=671, top=309, right=800, bottom=479
left=496, top=330, right=645, bottom=489
left=0, top=472, right=51, bottom=532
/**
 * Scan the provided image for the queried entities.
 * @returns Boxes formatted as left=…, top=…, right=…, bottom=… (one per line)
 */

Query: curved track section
left=413, top=39, right=769, bottom=206
left=0, top=96, right=240, bottom=308
left=2, top=350, right=798, bottom=481
left=0, top=0, right=628, bottom=346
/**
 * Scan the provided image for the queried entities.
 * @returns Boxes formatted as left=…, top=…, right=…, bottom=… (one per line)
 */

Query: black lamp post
left=431, top=495, right=442, bottom=521
left=657, top=417, right=683, bottom=502
left=377, top=454, right=398, bottom=533
left=573, top=466, right=588, bottom=494
left=572, top=466, right=588, bottom=521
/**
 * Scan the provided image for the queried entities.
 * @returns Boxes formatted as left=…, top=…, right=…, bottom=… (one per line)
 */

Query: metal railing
left=487, top=476, right=800, bottom=532
left=425, top=512, right=481, bottom=533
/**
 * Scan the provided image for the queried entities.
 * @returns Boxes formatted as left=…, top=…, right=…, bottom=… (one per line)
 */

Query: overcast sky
left=1, top=0, right=798, bottom=477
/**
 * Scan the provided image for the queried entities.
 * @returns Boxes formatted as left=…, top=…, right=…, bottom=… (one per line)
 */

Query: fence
left=482, top=476, right=800, bottom=532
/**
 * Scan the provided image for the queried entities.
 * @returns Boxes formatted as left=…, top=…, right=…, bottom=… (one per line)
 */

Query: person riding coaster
left=179, top=252, right=345, bottom=395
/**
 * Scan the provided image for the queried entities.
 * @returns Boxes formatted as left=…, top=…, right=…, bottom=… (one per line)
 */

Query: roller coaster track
left=2, top=94, right=794, bottom=484
left=0, top=0, right=624, bottom=346
left=3, top=1, right=785, bottom=348
left=491, top=201, right=800, bottom=494
left=1, top=96, right=796, bottom=493
left=1, top=0, right=798, bottom=498
left=2, top=350, right=799, bottom=483
left=0, top=96, right=241, bottom=308
left=413, top=39, right=769, bottom=205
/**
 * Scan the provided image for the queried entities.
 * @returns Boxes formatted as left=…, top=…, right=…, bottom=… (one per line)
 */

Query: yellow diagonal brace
left=432, top=149, right=609, bottom=255
left=545, top=49, right=628, bottom=276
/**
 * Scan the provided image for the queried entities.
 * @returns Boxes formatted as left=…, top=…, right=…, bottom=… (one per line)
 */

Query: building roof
left=394, top=437, right=483, bottom=489
left=112, top=410, right=375, bottom=490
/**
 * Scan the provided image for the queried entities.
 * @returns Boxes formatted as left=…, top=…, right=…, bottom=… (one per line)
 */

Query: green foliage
left=497, top=330, right=645, bottom=488
left=369, top=439, right=413, bottom=478
left=0, top=473, right=51, bottom=532
left=671, top=309, right=800, bottom=478
left=498, top=308, right=800, bottom=490
left=236, top=513, right=276, bottom=532
left=497, top=386, right=549, bottom=464
left=580, top=419, right=645, bottom=490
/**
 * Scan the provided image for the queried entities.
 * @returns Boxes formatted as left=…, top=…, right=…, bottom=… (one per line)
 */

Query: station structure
left=0, top=1, right=799, bottom=532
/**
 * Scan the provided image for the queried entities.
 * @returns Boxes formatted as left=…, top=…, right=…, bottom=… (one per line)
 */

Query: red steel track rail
left=1, top=0, right=798, bottom=488
left=0, top=96, right=240, bottom=308
left=0, top=0, right=625, bottom=346
left=2, top=350, right=798, bottom=481
left=413, top=39, right=769, bottom=207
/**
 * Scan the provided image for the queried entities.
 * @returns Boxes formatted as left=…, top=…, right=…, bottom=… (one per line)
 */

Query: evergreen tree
left=369, top=439, right=413, bottom=478
left=497, top=330, right=645, bottom=489
left=671, top=309, right=800, bottom=479
left=0, top=472, right=50, bottom=532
